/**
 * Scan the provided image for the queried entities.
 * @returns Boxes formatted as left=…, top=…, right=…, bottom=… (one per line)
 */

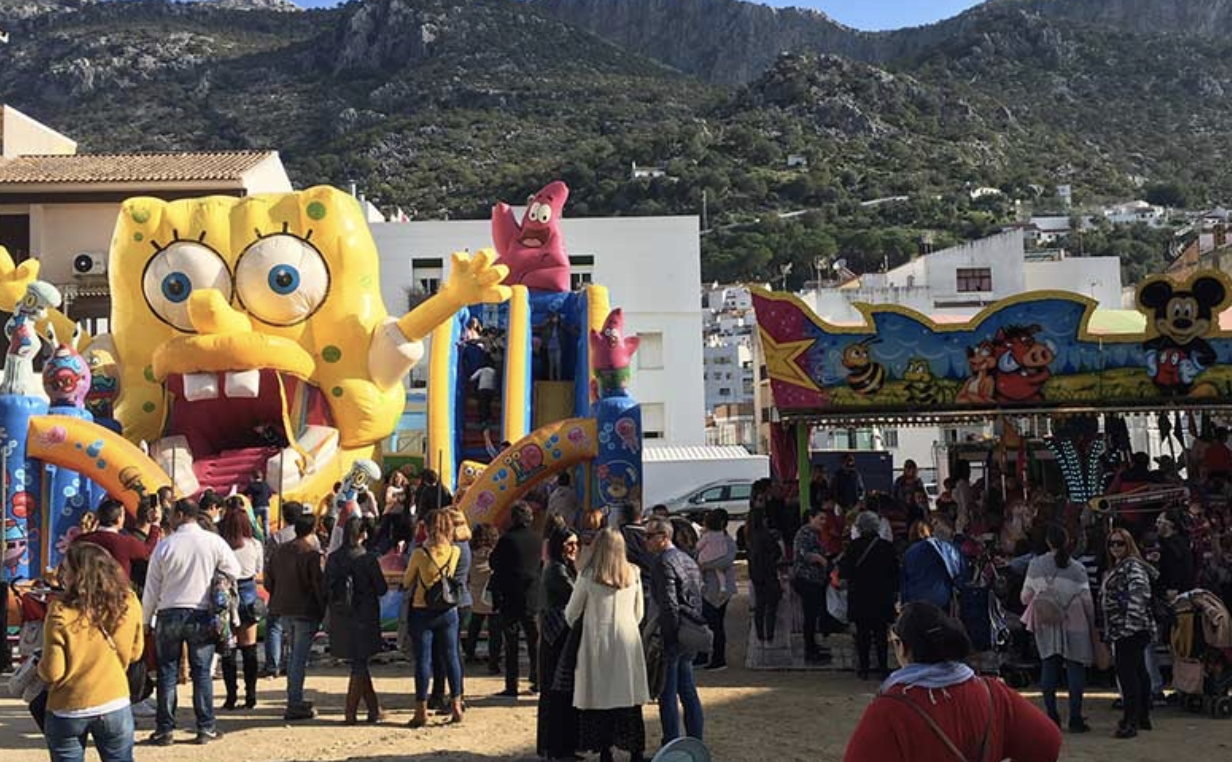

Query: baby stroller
left=955, top=536, right=1012, bottom=679
left=1170, top=589, right=1232, bottom=719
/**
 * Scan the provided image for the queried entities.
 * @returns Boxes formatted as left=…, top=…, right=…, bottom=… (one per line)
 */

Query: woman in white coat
left=1021, top=524, right=1096, bottom=733
left=566, top=528, right=650, bottom=762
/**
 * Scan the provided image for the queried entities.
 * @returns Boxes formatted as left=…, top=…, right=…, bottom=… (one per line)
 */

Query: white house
left=1104, top=200, right=1167, bottom=227
left=370, top=215, right=705, bottom=447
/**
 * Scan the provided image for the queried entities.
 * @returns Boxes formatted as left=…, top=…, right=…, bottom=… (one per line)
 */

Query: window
left=570, top=272, right=593, bottom=289
left=729, top=483, right=752, bottom=501
left=719, top=388, right=731, bottom=396
left=418, top=277, right=440, bottom=295
left=642, top=402, right=665, bottom=440
left=881, top=429, right=899, bottom=448
left=412, top=257, right=444, bottom=268
left=956, top=267, right=992, bottom=293
left=638, top=332, right=664, bottom=370
left=697, top=487, right=727, bottom=503
left=569, top=255, right=596, bottom=266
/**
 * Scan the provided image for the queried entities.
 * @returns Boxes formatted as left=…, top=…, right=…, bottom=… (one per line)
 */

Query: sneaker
left=284, top=704, right=316, bottom=721
left=146, top=731, right=175, bottom=747
left=195, top=728, right=223, bottom=745
left=495, top=688, right=519, bottom=698
left=704, top=663, right=728, bottom=672
left=132, top=698, right=157, bottom=718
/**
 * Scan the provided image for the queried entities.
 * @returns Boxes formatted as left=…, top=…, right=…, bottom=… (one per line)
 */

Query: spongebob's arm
left=395, top=249, right=511, bottom=343
left=0, top=247, right=92, bottom=351
left=368, top=249, right=510, bottom=390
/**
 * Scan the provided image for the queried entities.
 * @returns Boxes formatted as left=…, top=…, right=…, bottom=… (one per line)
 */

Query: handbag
left=1031, top=571, right=1077, bottom=628
left=678, top=617, right=714, bottom=655
left=1172, top=657, right=1204, bottom=695
left=7, top=653, right=46, bottom=703
left=423, top=547, right=461, bottom=612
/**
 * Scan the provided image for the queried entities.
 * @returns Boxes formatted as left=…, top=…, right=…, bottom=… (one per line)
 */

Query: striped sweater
left=1100, top=557, right=1154, bottom=642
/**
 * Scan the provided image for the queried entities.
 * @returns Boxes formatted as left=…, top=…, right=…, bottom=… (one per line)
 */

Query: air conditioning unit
left=72, top=251, right=107, bottom=278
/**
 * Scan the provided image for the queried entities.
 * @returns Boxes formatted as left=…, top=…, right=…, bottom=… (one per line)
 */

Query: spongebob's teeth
left=224, top=369, right=261, bottom=399
left=183, top=372, right=219, bottom=401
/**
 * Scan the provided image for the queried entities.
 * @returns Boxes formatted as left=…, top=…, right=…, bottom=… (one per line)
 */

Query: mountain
left=4, top=0, right=1232, bottom=287
left=988, top=0, right=1232, bottom=38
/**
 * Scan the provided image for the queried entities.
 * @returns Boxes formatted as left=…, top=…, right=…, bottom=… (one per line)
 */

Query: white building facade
left=371, top=215, right=705, bottom=447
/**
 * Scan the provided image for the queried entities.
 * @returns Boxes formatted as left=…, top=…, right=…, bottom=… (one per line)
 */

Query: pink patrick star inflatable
left=491, top=180, right=571, bottom=292
left=590, top=308, right=639, bottom=398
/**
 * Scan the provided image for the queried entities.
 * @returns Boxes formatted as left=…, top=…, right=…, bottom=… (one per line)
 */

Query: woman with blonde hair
left=402, top=509, right=464, bottom=727
left=428, top=509, right=474, bottom=713
left=40, top=542, right=144, bottom=762
left=566, top=528, right=649, bottom=762
left=1101, top=527, right=1154, bottom=738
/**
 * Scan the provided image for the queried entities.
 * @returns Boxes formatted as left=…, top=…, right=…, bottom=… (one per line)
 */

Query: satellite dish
left=652, top=737, right=711, bottom=762
left=833, top=258, right=847, bottom=271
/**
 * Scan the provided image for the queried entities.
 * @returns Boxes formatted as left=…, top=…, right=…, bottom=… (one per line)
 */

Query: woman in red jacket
left=843, top=603, right=1062, bottom=762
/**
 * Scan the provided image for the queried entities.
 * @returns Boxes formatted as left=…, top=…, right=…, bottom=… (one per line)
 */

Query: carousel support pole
left=797, top=421, right=811, bottom=518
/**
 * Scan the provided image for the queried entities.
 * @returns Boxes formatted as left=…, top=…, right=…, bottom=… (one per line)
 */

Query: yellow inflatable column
left=503, top=286, right=532, bottom=444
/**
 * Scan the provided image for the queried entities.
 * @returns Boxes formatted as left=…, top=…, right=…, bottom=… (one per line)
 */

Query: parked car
left=653, top=479, right=754, bottom=545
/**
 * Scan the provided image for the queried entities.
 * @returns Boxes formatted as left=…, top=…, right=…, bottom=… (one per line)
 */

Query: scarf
left=880, top=661, right=975, bottom=694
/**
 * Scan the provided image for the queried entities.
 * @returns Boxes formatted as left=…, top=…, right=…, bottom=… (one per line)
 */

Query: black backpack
left=422, top=547, right=461, bottom=612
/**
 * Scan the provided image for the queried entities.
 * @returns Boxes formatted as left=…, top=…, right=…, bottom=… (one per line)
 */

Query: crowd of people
left=4, top=461, right=726, bottom=762
left=9, top=413, right=1232, bottom=762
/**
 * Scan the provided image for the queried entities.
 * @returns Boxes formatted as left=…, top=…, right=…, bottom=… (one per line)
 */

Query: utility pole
left=702, top=189, right=708, bottom=233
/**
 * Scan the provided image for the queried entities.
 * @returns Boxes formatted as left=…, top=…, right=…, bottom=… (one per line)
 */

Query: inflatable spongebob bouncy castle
left=0, top=186, right=509, bottom=577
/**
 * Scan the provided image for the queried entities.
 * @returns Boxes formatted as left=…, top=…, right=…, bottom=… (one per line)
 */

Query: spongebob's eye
left=235, top=234, right=330, bottom=326
left=142, top=242, right=233, bottom=332
left=536, top=206, right=552, bottom=224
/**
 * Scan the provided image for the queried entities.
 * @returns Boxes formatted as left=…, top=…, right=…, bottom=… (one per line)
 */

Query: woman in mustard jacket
left=40, top=542, right=144, bottom=762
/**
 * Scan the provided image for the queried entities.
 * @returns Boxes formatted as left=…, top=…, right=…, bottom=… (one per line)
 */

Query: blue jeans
left=154, top=609, right=216, bottom=735
left=45, top=705, right=134, bottom=762
left=1040, top=655, right=1085, bottom=722
left=659, top=649, right=704, bottom=743
left=283, top=616, right=317, bottom=707
left=265, top=614, right=283, bottom=673
left=409, top=607, right=462, bottom=701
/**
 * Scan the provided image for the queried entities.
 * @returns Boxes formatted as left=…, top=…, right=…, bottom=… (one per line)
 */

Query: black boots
left=240, top=645, right=259, bottom=709
left=222, top=646, right=259, bottom=710
left=221, top=650, right=239, bottom=710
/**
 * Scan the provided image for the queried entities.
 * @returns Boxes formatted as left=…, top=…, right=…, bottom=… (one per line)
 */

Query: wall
left=1023, top=256, right=1123, bottom=307
left=1, top=105, right=76, bottom=159
left=240, top=153, right=294, bottom=194
left=29, top=203, right=121, bottom=283
left=371, top=215, right=705, bottom=446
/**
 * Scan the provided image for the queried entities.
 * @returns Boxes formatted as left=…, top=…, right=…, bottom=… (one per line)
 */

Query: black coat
left=840, top=535, right=899, bottom=624
left=490, top=524, right=542, bottom=618
left=325, top=547, right=389, bottom=660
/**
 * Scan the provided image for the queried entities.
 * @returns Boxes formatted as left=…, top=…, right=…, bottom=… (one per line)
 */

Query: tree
left=1144, top=182, right=1190, bottom=209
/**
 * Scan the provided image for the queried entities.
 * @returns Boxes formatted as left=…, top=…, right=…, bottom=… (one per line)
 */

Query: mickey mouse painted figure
left=1137, top=274, right=1232, bottom=397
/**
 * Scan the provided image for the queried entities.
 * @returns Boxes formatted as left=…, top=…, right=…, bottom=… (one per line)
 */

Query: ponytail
left=1046, top=524, right=1071, bottom=569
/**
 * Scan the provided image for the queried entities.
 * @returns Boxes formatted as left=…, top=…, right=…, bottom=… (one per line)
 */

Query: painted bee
left=842, top=338, right=885, bottom=396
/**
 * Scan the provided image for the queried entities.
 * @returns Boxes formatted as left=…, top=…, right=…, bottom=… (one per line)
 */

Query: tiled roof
left=0, top=151, right=274, bottom=184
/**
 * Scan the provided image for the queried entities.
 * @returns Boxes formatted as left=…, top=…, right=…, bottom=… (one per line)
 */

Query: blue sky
left=288, top=0, right=985, bottom=31
left=764, top=0, right=985, bottom=30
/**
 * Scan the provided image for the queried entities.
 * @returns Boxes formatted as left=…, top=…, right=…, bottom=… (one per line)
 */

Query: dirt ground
left=3, top=592, right=1230, bottom=761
